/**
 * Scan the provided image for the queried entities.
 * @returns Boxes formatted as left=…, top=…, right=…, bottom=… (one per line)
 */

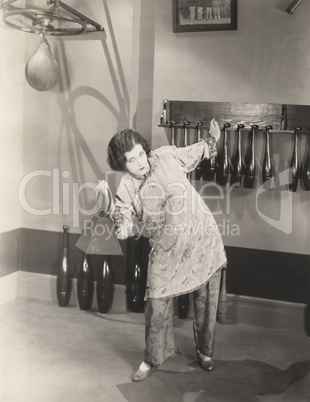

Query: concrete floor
left=1, top=297, right=310, bottom=402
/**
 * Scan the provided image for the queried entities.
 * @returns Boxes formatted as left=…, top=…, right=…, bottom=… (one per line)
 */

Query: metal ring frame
left=3, top=9, right=87, bottom=35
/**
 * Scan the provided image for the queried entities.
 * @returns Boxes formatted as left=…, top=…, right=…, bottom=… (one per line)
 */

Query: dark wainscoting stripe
left=19, top=228, right=128, bottom=285
left=0, top=228, right=21, bottom=278
left=13, top=228, right=310, bottom=304
left=225, top=246, right=310, bottom=304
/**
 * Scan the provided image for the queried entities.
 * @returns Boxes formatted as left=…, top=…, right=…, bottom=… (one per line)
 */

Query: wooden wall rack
left=158, top=100, right=310, bottom=191
left=158, top=100, right=310, bottom=134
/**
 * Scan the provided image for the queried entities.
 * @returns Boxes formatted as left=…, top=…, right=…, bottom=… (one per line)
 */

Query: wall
left=0, top=21, right=24, bottom=275
left=150, top=0, right=310, bottom=256
left=0, top=24, right=24, bottom=232
left=21, top=0, right=139, bottom=234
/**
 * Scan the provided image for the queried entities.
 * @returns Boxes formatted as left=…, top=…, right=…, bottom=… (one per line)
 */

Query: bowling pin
left=128, top=260, right=144, bottom=313
left=56, top=225, right=72, bottom=307
left=244, top=125, right=257, bottom=189
left=77, top=253, right=94, bottom=311
left=170, top=121, right=176, bottom=146
left=183, top=120, right=190, bottom=147
left=230, top=124, right=244, bottom=186
left=189, top=121, right=203, bottom=181
left=178, top=293, right=190, bottom=319
left=202, top=121, right=217, bottom=181
left=289, top=126, right=301, bottom=192
left=262, top=125, right=273, bottom=189
left=217, top=266, right=228, bottom=324
left=128, top=236, right=149, bottom=312
left=97, top=256, right=114, bottom=314
left=217, top=123, right=230, bottom=186
left=302, top=135, right=310, bottom=191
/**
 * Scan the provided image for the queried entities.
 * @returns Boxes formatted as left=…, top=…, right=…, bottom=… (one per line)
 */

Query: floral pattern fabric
left=144, top=296, right=175, bottom=366
left=113, top=141, right=227, bottom=300
left=144, top=269, right=222, bottom=366
left=192, top=268, right=222, bottom=357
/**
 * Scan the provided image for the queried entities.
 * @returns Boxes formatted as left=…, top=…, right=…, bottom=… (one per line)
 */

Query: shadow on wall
left=51, top=0, right=133, bottom=214
left=55, top=42, right=127, bottom=152
left=48, top=0, right=157, bottom=222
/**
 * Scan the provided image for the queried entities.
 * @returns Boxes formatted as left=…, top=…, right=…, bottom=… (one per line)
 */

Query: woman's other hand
left=209, top=118, right=221, bottom=142
left=97, top=179, right=115, bottom=216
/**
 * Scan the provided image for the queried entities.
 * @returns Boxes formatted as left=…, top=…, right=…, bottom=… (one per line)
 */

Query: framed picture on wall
left=173, top=0, right=237, bottom=32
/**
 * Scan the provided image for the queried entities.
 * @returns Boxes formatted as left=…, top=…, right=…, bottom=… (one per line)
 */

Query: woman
left=101, top=119, right=227, bottom=382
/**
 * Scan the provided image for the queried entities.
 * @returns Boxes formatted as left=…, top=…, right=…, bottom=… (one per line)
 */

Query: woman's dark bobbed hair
left=107, top=129, right=151, bottom=171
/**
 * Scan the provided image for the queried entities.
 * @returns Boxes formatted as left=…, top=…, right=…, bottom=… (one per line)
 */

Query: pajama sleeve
left=110, top=175, right=137, bottom=240
left=171, top=139, right=217, bottom=174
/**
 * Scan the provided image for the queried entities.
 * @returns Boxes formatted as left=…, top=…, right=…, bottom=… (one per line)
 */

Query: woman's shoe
left=196, top=350, right=214, bottom=372
left=132, top=362, right=157, bottom=382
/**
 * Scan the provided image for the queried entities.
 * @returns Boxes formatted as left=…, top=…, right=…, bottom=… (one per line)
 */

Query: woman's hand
left=114, top=226, right=128, bottom=240
left=97, top=179, right=115, bottom=216
left=209, top=118, right=221, bottom=142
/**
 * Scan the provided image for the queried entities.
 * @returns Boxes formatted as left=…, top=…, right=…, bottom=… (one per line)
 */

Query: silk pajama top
left=112, top=140, right=227, bottom=300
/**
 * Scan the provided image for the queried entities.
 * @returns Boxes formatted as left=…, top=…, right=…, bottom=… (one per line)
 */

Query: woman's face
left=125, top=143, right=149, bottom=176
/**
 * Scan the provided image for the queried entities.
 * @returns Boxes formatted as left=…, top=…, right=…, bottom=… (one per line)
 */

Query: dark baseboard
left=0, top=229, right=21, bottom=277
left=225, top=246, right=310, bottom=304
left=19, top=228, right=128, bottom=285
left=1, top=227, right=309, bottom=304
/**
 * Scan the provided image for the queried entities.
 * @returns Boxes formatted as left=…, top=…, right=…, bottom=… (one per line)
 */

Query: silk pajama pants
left=144, top=269, right=222, bottom=367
